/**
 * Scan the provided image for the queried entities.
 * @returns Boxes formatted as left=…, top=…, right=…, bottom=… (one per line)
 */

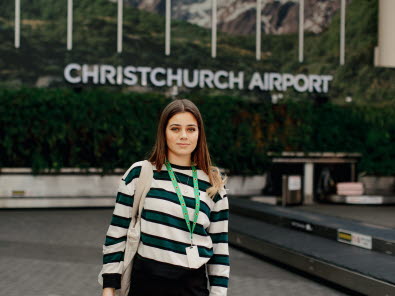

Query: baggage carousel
left=325, top=194, right=395, bottom=204
left=228, top=197, right=395, bottom=296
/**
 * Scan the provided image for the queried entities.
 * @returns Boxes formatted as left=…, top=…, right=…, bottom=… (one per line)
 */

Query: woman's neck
left=167, top=154, right=192, bottom=167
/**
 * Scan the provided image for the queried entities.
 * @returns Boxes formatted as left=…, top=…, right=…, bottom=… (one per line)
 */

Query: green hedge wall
left=1, top=88, right=394, bottom=175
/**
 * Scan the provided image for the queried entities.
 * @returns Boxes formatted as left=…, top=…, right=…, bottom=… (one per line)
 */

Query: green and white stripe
left=101, top=160, right=230, bottom=295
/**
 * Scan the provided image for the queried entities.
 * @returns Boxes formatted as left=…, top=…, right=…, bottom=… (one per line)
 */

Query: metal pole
left=256, top=0, right=262, bottom=60
left=165, top=0, right=171, bottom=56
left=298, top=0, right=304, bottom=63
left=340, top=0, right=346, bottom=65
left=15, top=0, right=20, bottom=48
left=67, top=0, right=73, bottom=50
left=117, top=0, right=123, bottom=53
left=351, top=163, right=356, bottom=182
left=376, top=0, right=395, bottom=67
left=282, top=175, right=287, bottom=207
left=211, top=0, right=217, bottom=58
left=304, top=162, right=314, bottom=204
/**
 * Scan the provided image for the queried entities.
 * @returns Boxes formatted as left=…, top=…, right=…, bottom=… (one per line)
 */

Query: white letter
left=150, top=67, right=166, bottom=87
left=123, top=66, right=137, bottom=85
left=248, top=72, right=264, bottom=90
left=282, top=73, right=294, bottom=91
left=167, top=68, right=183, bottom=87
left=270, top=73, right=282, bottom=91
left=183, top=69, right=199, bottom=88
left=100, top=65, right=116, bottom=85
left=64, top=63, right=81, bottom=84
left=199, top=70, right=214, bottom=88
left=136, top=67, right=151, bottom=86
left=262, top=73, right=269, bottom=90
left=82, top=64, right=99, bottom=84
left=213, top=70, right=229, bottom=89
left=321, top=75, right=333, bottom=93
left=294, top=74, right=309, bottom=92
left=229, top=71, right=244, bottom=89
left=117, top=66, right=123, bottom=85
left=309, top=75, right=322, bottom=92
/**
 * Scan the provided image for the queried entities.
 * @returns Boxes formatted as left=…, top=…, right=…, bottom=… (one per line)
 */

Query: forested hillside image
left=0, top=0, right=394, bottom=104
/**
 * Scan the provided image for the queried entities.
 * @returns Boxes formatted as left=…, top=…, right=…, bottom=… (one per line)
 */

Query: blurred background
left=0, top=0, right=394, bottom=295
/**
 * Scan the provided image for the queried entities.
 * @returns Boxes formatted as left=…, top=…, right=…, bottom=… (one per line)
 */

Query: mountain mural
left=0, top=0, right=393, bottom=104
left=126, top=0, right=351, bottom=35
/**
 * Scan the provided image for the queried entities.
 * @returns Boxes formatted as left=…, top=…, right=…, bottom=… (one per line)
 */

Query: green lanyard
left=165, top=159, right=200, bottom=245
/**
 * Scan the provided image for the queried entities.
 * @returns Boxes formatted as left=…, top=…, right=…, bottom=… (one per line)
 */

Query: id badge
left=186, top=245, right=200, bottom=269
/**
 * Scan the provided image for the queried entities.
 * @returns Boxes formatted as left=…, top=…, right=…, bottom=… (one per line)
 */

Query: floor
left=0, top=208, right=349, bottom=296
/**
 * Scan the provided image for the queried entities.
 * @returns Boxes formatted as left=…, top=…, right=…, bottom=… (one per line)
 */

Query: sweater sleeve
left=101, top=161, right=142, bottom=289
left=207, top=186, right=230, bottom=296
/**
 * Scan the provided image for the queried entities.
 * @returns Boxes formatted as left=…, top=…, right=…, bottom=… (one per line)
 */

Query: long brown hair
left=146, top=98, right=227, bottom=199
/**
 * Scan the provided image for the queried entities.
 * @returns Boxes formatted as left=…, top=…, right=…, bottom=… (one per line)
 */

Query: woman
left=101, top=99, right=230, bottom=296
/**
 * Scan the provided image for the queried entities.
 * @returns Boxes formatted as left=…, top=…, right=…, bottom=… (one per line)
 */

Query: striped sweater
left=101, top=160, right=230, bottom=295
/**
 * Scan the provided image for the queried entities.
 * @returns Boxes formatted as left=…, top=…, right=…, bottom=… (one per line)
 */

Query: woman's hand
left=102, top=287, right=115, bottom=296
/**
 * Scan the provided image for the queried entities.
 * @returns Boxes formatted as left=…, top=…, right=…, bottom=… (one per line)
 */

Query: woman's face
left=166, top=112, right=199, bottom=161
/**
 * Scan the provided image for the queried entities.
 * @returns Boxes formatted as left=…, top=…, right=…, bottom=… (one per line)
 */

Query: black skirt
left=128, top=253, right=209, bottom=296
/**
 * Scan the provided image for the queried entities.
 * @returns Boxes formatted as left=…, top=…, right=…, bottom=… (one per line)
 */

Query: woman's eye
left=171, top=128, right=196, bottom=132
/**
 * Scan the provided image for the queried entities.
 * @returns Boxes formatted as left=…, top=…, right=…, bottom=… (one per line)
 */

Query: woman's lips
left=177, top=143, right=189, bottom=146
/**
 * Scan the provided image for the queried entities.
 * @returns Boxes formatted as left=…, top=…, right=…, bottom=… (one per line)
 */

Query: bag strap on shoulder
left=131, top=160, right=153, bottom=221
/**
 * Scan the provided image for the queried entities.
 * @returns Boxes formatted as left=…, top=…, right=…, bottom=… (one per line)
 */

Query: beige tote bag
left=98, top=160, right=153, bottom=296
